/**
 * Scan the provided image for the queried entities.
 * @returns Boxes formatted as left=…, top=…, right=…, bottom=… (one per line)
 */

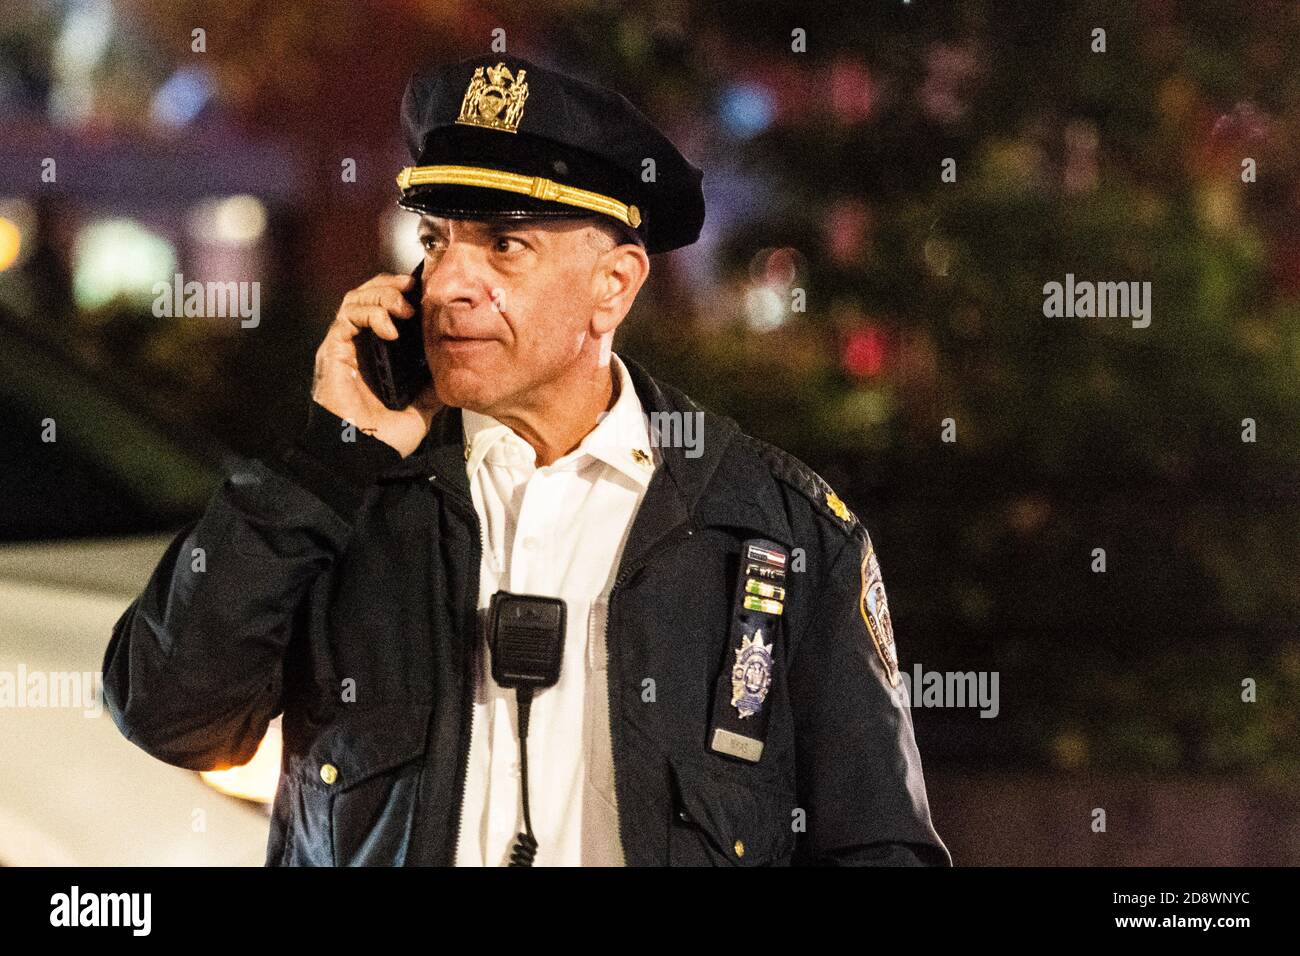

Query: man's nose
left=423, top=239, right=488, bottom=310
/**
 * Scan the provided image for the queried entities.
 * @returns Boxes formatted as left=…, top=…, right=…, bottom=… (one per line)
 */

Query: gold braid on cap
left=396, top=164, right=642, bottom=229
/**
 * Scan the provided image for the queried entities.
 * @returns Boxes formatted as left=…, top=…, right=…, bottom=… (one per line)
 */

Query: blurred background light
left=748, top=245, right=805, bottom=289
left=53, top=0, right=114, bottom=73
left=923, top=235, right=953, bottom=277
left=0, top=216, right=22, bottom=272
left=823, top=199, right=871, bottom=266
left=150, top=67, right=214, bottom=128
left=743, top=284, right=786, bottom=331
left=199, top=723, right=282, bottom=806
left=841, top=324, right=887, bottom=377
left=49, top=0, right=115, bottom=127
left=743, top=246, right=807, bottom=331
left=719, top=81, right=775, bottom=139
left=384, top=206, right=425, bottom=270
left=828, top=57, right=875, bottom=123
left=764, top=246, right=802, bottom=287
left=187, top=195, right=267, bottom=247
left=72, top=218, right=176, bottom=310
left=0, top=199, right=36, bottom=266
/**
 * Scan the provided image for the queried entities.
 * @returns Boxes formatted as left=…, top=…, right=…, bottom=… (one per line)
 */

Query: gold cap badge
left=457, top=62, right=529, bottom=133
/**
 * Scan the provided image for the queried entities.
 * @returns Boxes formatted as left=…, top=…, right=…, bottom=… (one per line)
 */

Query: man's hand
left=312, top=272, right=442, bottom=458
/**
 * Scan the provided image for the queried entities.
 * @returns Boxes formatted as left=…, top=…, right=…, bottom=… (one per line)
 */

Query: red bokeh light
left=841, top=325, right=887, bottom=377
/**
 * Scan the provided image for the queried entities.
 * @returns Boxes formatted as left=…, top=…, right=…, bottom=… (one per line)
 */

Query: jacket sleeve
left=101, top=403, right=401, bottom=770
left=787, top=526, right=951, bottom=866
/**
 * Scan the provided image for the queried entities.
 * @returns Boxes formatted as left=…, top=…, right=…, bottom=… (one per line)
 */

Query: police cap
left=397, top=55, right=705, bottom=254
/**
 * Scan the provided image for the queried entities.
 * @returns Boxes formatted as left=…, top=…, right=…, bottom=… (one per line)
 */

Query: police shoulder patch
left=858, top=534, right=900, bottom=687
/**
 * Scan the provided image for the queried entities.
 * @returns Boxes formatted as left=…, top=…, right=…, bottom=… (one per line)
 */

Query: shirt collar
left=461, top=352, right=656, bottom=486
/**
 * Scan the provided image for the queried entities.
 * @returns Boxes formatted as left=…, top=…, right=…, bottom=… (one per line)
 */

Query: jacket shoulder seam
left=734, top=432, right=864, bottom=541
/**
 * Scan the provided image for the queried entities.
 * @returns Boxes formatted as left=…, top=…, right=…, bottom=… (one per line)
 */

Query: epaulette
left=737, top=433, right=863, bottom=539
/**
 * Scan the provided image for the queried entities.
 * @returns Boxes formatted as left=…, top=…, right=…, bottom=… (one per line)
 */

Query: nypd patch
left=859, top=538, right=900, bottom=687
left=730, top=628, right=774, bottom=718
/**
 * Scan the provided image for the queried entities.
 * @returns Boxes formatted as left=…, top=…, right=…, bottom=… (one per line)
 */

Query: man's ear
left=590, top=241, right=650, bottom=336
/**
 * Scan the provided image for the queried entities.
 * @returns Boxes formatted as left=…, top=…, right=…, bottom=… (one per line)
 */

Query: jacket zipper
left=603, top=521, right=695, bottom=864
left=429, top=473, right=483, bottom=867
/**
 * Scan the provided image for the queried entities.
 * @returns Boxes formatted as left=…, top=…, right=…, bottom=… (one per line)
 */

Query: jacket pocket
left=286, top=703, right=432, bottom=866
left=666, top=753, right=797, bottom=867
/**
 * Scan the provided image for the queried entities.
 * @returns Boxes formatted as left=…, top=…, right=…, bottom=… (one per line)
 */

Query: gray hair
left=584, top=216, right=645, bottom=254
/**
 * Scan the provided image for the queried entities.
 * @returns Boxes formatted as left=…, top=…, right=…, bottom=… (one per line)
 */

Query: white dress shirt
left=453, top=353, right=657, bottom=867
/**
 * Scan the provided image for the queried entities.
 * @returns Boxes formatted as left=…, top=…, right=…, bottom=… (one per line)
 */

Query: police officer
left=103, top=55, right=950, bottom=867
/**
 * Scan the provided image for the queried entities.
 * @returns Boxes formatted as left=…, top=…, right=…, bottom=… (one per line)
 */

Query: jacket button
left=733, top=839, right=745, bottom=858
left=320, top=763, right=338, bottom=785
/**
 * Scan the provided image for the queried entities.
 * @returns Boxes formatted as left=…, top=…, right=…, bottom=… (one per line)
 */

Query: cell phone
left=356, top=261, right=432, bottom=410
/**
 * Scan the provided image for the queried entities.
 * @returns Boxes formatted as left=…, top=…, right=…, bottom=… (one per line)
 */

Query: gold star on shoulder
left=826, top=491, right=851, bottom=522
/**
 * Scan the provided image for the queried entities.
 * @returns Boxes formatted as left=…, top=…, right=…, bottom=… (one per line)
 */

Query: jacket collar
left=376, top=354, right=794, bottom=552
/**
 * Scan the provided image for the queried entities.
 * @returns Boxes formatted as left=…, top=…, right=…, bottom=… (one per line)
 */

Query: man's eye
left=419, top=235, right=442, bottom=251
left=494, top=235, right=526, bottom=254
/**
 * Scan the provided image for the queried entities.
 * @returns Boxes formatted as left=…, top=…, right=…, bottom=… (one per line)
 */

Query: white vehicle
left=0, top=315, right=273, bottom=865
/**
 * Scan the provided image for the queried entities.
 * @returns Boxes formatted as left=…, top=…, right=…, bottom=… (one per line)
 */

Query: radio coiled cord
left=508, top=687, right=539, bottom=867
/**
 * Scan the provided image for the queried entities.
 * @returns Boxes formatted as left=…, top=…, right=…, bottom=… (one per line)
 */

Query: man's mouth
left=437, top=334, right=497, bottom=351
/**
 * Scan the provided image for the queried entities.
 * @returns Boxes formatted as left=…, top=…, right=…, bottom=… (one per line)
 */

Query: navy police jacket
left=103, top=357, right=950, bottom=866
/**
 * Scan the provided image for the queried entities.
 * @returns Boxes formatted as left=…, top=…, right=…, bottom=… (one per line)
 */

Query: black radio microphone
left=487, top=591, right=566, bottom=867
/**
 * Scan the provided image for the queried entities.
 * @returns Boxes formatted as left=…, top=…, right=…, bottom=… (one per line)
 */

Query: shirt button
left=733, top=839, right=745, bottom=858
left=320, top=763, right=338, bottom=785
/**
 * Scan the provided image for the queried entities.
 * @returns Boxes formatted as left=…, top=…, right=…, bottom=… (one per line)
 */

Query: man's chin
left=433, top=367, right=501, bottom=412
